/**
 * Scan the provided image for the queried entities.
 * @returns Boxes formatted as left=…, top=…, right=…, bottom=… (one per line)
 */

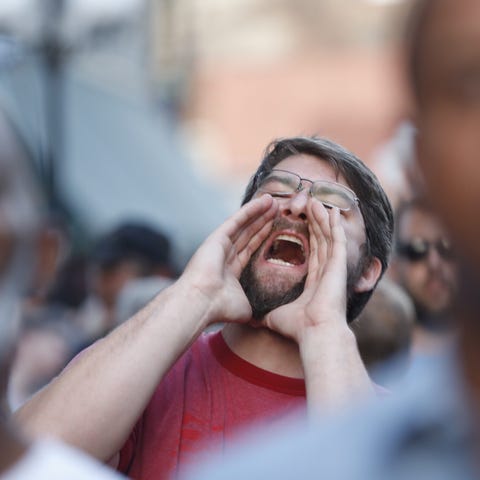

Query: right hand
left=179, top=194, right=278, bottom=325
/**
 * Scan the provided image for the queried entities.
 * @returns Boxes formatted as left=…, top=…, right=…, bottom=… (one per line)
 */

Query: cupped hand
left=180, top=194, right=278, bottom=325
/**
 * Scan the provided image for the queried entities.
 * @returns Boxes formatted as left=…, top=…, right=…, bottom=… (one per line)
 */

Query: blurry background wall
left=0, top=0, right=413, bottom=269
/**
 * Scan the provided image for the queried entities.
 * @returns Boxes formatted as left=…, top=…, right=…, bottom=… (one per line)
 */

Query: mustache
left=269, top=217, right=309, bottom=238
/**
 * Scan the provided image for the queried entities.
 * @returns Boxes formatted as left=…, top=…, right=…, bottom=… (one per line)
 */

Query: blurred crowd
left=0, top=129, right=178, bottom=409
left=10, top=215, right=176, bottom=410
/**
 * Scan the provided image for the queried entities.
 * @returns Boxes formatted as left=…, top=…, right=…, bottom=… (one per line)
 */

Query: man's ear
left=354, top=257, right=382, bottom=293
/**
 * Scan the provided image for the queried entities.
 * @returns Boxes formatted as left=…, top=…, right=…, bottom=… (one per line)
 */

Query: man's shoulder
left=174, top=331, right=218, bottom=368
left=1, top=440, right=125, bottom=480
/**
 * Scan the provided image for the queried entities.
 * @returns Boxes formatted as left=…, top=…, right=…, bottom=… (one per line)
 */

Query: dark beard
left=240, top=246, right=367, bottom=321
left=240, top=257, right=306, bottom=320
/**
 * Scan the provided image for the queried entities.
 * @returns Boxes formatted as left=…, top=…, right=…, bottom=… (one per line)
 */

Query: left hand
left=262, top=199, right=349, bottom=344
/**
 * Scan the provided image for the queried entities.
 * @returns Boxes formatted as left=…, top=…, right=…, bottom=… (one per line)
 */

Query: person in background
left=390, top=197, right=458, bottom=355
left=0, top=108, right=124, bottom=478
left=8, top=253, right=89, bottom=411
left=7, top=319, right=74, bottom=410
left=114, top=276, right=173, bottom=326
left=73, top=221, right=175, bottom=344
left=351, top=278, right=415, bottom=385
left=22, top=214, right=71, bottom=314
left=15, top=136, right=393, bottom=480
left=185, top=1, right=480, bottom=478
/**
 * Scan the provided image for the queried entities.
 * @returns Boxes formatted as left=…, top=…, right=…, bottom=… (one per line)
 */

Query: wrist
left=299, top=321, right=356, bottom=358
left=168, top=277, right=220, bottom=329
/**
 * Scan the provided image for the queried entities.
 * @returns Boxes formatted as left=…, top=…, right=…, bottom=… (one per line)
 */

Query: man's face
left=415, top=0, right=480, bottom=272
left=240, top=153, right=369, bottom=319
left=393, top=207, right=457, bottom=321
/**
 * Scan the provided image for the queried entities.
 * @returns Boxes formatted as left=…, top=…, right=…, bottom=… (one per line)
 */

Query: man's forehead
left=274, top=154, right=344, bottom=183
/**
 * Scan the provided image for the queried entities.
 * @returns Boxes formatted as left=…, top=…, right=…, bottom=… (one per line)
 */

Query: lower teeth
left=267, top=258, right=294, bottom=266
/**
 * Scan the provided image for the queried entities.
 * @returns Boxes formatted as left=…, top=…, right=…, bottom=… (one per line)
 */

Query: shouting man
left=17, top=136, right=393, bottom=479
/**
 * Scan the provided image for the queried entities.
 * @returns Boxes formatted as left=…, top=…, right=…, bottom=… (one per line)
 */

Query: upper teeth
left=275, top=234, right=304, bottom=249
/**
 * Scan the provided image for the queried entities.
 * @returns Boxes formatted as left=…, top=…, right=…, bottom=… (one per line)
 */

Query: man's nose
left=427, top=246, right=444, bottom=270
left=280, top=188, right=309, bottom=221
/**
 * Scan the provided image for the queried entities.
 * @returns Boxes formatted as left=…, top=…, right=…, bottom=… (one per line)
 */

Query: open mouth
left=265, top=234, right=306, bottom=267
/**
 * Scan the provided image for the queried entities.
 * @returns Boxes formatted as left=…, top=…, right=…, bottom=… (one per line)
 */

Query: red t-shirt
left=118, top=331, right=306, bottom=479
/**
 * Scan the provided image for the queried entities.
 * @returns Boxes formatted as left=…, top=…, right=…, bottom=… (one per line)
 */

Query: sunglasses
left=396, top=237, right=455, bottom=262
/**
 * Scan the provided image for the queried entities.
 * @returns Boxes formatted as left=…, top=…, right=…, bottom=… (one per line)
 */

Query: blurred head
left=0, top=110, right=45, bottom=369
left=392, top=198, right=458, bottom=328
left=240, top=137, right=394, bottom=322
left=408, top=0, right=480, bottom=274
left=89, top=222, right=173, bottom=308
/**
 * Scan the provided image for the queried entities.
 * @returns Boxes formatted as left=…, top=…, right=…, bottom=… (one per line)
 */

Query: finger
left=305, top=207, right=320, bottom=289
left=303, top=200, right=329, bottom=289
left=329, top=209, right=348, bottom=309
left=328, top=208, right=347, bottom=266
left=321, top=208, right=348, bottom=292
left=229, top=197, right=278, bottom=259
left=217, top=194, right=276, bottom=245
left=207, top=195, right=276, bottom=258
left=308, top=200, right=331, bottom=262
left=310, top=200, right=333, bottom=251
left=230, top=218, right=275, bottom=275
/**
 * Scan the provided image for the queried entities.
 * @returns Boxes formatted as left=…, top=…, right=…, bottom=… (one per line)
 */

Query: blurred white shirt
left=1, top=440, right=125, bottom=479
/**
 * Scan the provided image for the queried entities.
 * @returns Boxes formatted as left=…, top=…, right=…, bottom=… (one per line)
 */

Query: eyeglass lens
left=257, top=170, right=355, bottom=211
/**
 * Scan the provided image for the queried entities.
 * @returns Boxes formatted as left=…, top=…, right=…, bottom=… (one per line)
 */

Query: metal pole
left=41, top=0, right=66, bottom=214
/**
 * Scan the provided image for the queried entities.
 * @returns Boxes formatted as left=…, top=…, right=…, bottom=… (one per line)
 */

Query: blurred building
left=148, top=0, right=414, bottom=186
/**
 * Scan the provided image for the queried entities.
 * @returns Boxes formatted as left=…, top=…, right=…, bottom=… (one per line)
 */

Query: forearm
left=15, top=195, right=276, bottom=461
left=15, top=279, right=214, bottom=461
left=299, top=322, right=374, bottom=416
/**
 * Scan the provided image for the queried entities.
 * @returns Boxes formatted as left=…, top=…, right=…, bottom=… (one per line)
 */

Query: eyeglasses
left=256, top=169, right=359, bottom=212
left=396, top=237, right=455, bottom=262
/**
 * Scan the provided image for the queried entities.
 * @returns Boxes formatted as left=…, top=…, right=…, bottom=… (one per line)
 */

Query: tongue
left=268, top=239, right=305, bottom=266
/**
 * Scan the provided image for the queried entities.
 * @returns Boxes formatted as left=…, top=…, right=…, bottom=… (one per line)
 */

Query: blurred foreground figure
left=0, top=111, right=124, bottom=478
left=391, top=197, right=458, bottom=355
left=15, top=136, right=393, bottom=479
left=186, top=1, right=480, bottom=479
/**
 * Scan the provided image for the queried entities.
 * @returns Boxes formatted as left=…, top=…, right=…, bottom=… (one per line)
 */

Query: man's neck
left=221, top=323, right=304, bottom=378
